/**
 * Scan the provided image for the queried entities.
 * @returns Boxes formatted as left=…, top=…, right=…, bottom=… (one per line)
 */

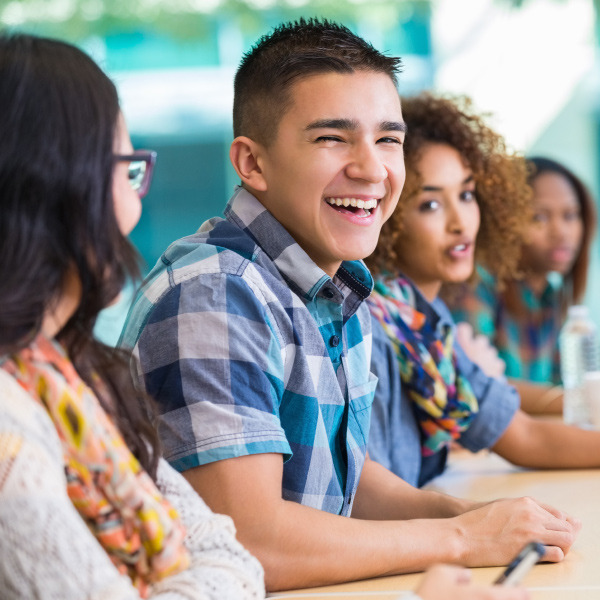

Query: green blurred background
left=2, top=0, right=599, bottom=342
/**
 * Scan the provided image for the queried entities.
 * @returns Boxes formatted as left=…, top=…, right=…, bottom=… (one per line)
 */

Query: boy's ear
left=229, top=136, right=268, bottom=192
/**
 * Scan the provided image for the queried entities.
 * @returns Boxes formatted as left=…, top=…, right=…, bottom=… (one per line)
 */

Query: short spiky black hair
left=233, top=18, right=402, bottom=145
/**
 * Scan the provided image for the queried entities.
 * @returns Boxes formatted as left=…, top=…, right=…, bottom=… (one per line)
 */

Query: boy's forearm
left=351, top=457, right=475, bottom=521
left=181, top=455, right=468, bottom=590
left=206, top=492, right=575, bottom=592
left=244, top=499, right=466, bottom=591
left=182, top=453, right=578, bottom=591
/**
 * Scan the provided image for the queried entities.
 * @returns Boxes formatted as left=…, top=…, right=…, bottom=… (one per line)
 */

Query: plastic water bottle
left=559, top=305, right=599, bottom=427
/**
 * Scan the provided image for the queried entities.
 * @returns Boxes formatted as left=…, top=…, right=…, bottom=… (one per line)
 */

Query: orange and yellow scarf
left=1, top=334, right=190, bottom=597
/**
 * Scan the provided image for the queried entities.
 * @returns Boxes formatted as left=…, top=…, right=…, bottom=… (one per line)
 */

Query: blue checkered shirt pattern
left=120, top=187, right=377, bottom=516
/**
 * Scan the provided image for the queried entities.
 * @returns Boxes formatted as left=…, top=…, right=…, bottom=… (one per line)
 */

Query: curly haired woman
left=366, top=93, right=600, bottom=487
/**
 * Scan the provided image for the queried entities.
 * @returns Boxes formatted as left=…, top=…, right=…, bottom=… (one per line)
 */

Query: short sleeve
left=454, top=342, right=519, bottom=453
left=133, top=269, right=292, bottom=472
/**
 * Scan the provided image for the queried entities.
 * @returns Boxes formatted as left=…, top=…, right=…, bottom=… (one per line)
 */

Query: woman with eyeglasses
left=0, top=33, right=264, bottom=599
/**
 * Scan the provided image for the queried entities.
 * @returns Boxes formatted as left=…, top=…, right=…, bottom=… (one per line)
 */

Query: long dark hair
left=0, top=33, right=160, bottom=477
left=528, top=156, right=596, bottom=303
left=502, top=156, right=596, bottom=319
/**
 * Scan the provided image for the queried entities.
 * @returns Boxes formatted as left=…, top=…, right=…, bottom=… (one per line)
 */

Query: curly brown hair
left=366, top=93, right=532, bottom=285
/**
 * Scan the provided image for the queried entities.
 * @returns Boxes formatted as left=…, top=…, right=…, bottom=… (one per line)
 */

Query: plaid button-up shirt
left=121, top=187, right=377, bottom=516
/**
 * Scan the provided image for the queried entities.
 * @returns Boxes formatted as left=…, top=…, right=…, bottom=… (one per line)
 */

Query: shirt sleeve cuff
left=459, top=377, right=520, bottom=453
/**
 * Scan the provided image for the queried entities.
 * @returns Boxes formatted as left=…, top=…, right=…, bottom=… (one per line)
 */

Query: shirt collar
left=390, top=273, right=453, bottom=335
left=224, top=186, right=373, bottom=302
left=519, top=272, right=563, bottom=306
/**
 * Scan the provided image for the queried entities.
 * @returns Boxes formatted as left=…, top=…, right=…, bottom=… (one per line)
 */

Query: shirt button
left=329, top=335, right=340, bottom=347
left=322, top=288, right=334, bottom=299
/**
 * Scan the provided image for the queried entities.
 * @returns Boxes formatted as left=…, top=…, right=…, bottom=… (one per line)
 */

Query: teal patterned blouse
left=449, top=268, right=564, bottom=385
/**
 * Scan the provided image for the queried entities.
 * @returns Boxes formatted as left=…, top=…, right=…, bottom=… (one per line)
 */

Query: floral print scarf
left=368, top=277, right=479, bottom=456
left=1, top=334, right=190, bottom=597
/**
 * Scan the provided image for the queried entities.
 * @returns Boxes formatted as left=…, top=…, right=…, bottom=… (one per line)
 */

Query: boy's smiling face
left=248, top=70, right=406, bottom=277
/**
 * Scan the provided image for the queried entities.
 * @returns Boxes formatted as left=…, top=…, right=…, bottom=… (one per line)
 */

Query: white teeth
left=325, top=197, right=378, bottom=210
left=454, top=244, right=467, bottom=251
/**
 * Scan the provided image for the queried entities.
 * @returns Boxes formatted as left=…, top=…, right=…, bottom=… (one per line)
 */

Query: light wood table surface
left=268, top=450, right=600, bottom=599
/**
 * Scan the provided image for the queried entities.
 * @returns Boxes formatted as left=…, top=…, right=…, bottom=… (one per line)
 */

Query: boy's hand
left=454, top=496, right=580, bottom=565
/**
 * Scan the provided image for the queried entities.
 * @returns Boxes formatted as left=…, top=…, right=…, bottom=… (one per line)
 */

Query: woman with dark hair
left=366, top=92, right=600, bottom=489
left=0, top=33, right=264, bottom=599
left=450, top=156, right=596, bottom=414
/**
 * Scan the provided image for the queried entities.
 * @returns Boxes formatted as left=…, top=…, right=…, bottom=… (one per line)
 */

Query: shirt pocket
left=348, top=371, right=378, bottom=445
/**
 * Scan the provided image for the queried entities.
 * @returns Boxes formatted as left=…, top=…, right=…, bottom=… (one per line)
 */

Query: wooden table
left=269, top=450, right=600, bottom=599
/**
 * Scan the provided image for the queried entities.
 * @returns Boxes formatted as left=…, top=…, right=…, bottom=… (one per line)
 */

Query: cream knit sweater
left=0, top=369, right=265, bottom=600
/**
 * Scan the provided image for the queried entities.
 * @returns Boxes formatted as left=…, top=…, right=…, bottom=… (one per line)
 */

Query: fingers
left=538, top=502, right=566, bottom=520
left=454, top=322, right=506, bottom=378
left=416, top=564, right=530, bottom=600
left=456, top=322, right=474, bottom=337
left=570, top=515, right=583, bottom=534
left=519, top=499, right=578, bottom=558
left=540, top=504, right=581, bottom=533
left=460, top=496, right=580, bottom=566
left=538, top=545, right=564, bottom=563
left=534, top=502, right=580, bottom=558
left=538, top=503, right=582, bottom=533
left=427, top=563, right=472, bottom=584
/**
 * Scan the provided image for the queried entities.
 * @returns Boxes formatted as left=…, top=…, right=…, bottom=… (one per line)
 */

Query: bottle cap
left=567, top=305, right=590, bottom=319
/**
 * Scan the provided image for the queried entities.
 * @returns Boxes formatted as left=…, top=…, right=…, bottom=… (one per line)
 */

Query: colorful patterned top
left=449, top=268, right=564, bottom=385
left=120, top=186, right=377, bottom=517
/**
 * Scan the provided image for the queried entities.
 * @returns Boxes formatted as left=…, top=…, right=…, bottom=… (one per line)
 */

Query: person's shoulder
left=0, top=369, right=47, bottom=423
left=120, top=218, right=270, bottom=348
left=161, top=217, right=261, bottom=283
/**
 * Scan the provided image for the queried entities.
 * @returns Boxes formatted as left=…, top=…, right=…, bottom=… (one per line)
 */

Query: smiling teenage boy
left=121, top=19, right=578, bottom=592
